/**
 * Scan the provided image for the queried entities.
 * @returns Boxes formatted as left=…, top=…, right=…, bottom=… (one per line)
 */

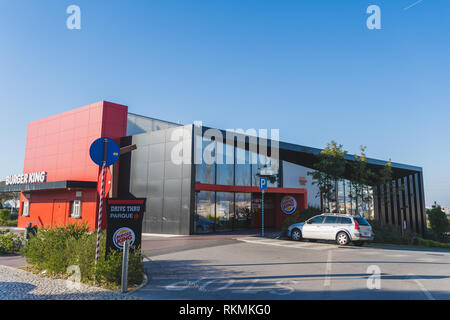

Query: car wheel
left=336, top=232, right=349, bottom=245
left=354, top=241, right=365, bottom=246
left=291, top=228, right=302, bottom=241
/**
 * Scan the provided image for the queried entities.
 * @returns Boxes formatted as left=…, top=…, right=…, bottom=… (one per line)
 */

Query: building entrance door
left=52, top=200, right=67, bottom=228
left=251, top=193, right=276, bottom=229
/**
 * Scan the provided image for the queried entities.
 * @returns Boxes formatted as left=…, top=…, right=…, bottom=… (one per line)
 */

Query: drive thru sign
left=258, top=177, right=268, bottom=237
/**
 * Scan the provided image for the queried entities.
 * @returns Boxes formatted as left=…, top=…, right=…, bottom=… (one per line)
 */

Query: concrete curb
left=0, top=227, right=25, bottom=231
left=126, top=269, right=149, bottom=294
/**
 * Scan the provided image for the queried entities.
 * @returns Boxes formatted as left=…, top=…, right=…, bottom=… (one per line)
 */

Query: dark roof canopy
left=199, top=125, right=422, bottom=181
left=0, top=181, right=97, bottom=193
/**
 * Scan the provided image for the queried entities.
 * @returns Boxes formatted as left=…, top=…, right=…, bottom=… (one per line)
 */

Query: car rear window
left=354, top=217, right=370, bottom=226
left=339, top=217, right=352, bottom=224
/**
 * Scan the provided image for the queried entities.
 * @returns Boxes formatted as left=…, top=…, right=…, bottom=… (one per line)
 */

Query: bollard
left=121, top=240, right=130, bottom=293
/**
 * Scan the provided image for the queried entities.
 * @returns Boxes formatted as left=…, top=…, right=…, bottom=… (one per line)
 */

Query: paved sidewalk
left=0, top=265, right=139, bottom=300
left=0, top=255, right=27, bottom=268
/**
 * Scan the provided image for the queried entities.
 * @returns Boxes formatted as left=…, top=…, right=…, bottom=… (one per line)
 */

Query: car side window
left=309, top=216, right=325, bottom=224
left=324, top=216, right=339, bottom=224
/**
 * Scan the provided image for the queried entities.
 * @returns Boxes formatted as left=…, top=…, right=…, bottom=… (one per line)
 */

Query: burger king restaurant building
left=0, top=101, right=427, bottom=236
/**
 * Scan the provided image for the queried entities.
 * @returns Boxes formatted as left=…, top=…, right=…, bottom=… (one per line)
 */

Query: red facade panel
left=18, top=101, right=128, bottom=231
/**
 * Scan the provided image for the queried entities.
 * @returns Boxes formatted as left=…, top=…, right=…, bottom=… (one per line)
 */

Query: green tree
left=0, top=181, right=19, bottom=209
left=428, top=205, right=449, bottom=242
left=348, top=146, right=377, bottom=216
left=308, top=141, right=347, bottom=212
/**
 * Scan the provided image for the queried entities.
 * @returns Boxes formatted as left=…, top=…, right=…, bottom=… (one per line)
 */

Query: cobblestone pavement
left=0, top=265, right=140, bottom=300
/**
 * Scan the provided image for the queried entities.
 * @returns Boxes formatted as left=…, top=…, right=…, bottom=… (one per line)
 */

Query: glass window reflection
left=215, top=192, right=233, bottom=231
left=216, top=141, right=234, bottom=186
left=234, top=193, right=252, bottom=229
left=195, top=137, right=216, bottom=185
left=195, top=191, right=215, bottom=233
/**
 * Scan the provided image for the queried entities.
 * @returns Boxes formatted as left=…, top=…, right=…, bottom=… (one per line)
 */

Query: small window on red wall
left=22, top=201, right=30, bottom=217
left=70, top=200, right=82, bottom=219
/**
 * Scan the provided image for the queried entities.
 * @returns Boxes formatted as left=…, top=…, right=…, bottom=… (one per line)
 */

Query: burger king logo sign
left=281, top=195, right=297, bottom=215
left=113, top=227, right=136, bottom=249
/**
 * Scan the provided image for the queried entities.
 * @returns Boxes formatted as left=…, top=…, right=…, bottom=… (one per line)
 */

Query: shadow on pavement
left=134, top=258, right=450, bottom=300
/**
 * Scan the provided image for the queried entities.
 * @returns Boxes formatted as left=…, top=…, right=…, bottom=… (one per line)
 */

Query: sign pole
left=258, top=176, right=267, bottom=238
left=262, top=189, right=265, bottom=237
left=121, top=239, right=130, bottom=293
left=94, top=139, right=108, bottom=282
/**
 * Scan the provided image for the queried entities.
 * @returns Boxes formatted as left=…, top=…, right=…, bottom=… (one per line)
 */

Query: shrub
left=96, top=248, right=144, bottom=288
left=281, top=211, right=301, bottom=236
left=0, top=229, right=23, bottom=255
left=23, top=223, right=144, bottom=288
left=1, top=220, right=18, bottom=227
left=428, top=207, right=450, bottom=242
left=299, top=206, right=322, bottom=222
left=0, top=209, right=11, bottom=222
left=0, top=209, right=18, bottom=227
left=419, top=238, right=450, bottom=249
left=10, top=212, right=18, bottom=221
left=367, top=219, right=419, bottom=245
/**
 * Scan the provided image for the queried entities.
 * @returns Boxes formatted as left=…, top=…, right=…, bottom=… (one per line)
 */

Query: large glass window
left=195, top=191, right=215, bottom=233
left=338, top=180, right=346, bottom=214
left=251, top=152, right=280, bottom=187
left=195, top=137, right=280, bottom=188
left=234, top=193, right=252, bottom=229
left=215, top=192, right=234, bottom=231
left=195, top=138, right=216, bottom=185
left=320, top=179, right=374, bottom=217
left=235, top=147, right=251, bottom=186
left=216, top=141, right=234, bottom=186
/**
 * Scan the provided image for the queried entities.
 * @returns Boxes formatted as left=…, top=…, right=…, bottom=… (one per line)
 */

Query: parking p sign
left=259, top=177, right=268, bottom=191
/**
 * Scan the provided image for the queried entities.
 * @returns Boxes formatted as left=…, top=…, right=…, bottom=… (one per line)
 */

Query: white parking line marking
left=356, top=251, right=379, bottom=255
left=236, top=238, right=336, bottom=250
left=416, top=258, right=437, bottom=263
left=408, top=274, right=435, bottom=300
left=324, top=250, right=332, bottom=288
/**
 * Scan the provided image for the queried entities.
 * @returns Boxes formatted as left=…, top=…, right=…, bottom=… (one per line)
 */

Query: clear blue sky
left=0, top=1, right=449, bottom=206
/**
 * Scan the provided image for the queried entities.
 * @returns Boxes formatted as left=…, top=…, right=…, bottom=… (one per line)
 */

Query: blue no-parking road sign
left=89, top=137, right=120, bottom=167
left=258, top=177, right=268, bottom=191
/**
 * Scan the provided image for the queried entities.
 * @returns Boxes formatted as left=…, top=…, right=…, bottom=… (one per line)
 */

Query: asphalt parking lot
left=130, top=233, right=450, bottom=300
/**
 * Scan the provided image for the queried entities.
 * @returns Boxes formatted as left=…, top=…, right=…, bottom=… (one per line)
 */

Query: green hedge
left=0, top=209, right=18, bottom=227
left=22, top=223, right=144, bottom=288
left=419, top=238, right=450, bottom=249
left=0, top=229, right=23, bottom=255
left=0, top=209, right=11, bottom=221
left=367, top=219, right=420, bottom=245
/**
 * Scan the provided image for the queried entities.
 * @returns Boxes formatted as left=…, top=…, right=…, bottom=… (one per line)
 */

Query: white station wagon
left=287, top=213, right=374, bottom=246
